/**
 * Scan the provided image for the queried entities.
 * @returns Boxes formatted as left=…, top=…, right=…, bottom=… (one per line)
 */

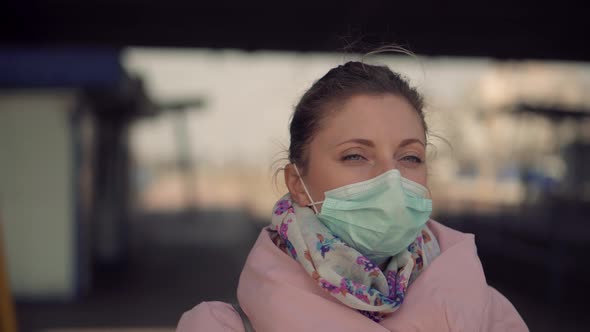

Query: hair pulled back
left=288, top=61, right=426, bottom=173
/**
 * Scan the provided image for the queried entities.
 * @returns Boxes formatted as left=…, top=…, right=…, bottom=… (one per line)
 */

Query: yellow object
left=0, top=211, right=17, bottom=332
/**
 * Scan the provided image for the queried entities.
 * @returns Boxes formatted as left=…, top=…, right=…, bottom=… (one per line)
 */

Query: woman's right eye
left=342, top=154, right=366, bottom=161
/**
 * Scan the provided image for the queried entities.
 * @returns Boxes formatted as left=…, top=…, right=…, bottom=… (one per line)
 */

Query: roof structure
left=1, top=1, right=588, bottom=61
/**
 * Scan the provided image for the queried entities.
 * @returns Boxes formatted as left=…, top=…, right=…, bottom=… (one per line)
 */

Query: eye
left=400, top=155, right=423, bottom=164
left=342, top=154, right=366, bottom=162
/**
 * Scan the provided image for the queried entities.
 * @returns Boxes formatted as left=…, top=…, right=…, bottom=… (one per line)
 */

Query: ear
left=284, top=164, right=312, bottom=207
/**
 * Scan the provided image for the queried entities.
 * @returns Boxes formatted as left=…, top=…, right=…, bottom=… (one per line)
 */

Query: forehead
left=317, top=94, right=425, bottom=145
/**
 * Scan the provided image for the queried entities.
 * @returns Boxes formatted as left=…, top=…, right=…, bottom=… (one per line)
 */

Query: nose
left=372, top=158, right=398, bottom=178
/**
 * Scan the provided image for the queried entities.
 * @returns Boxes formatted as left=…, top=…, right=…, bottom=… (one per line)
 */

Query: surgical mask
left=294, top=165, right=432, bottom=264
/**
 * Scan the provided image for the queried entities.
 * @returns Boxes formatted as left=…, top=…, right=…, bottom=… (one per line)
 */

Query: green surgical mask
left=294, top=165, right=432, bottom=264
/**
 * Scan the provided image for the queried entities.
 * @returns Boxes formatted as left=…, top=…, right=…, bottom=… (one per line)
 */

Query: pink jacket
left=176, top=220, right=528, bottom=331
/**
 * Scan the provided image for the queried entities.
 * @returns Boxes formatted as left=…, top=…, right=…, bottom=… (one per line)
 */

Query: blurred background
left=1, top=1, right=589, bottom=331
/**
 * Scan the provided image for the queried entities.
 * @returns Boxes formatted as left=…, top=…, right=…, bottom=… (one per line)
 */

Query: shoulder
left=424, top=221, right=528, bottom=331
left=480, top=287, right=529, bottom=331
left=176, top=301, right=244, bottom=332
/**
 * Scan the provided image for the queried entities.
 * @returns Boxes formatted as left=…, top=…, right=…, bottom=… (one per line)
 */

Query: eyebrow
left=335, top=138, right=375, bottom=147
left=399, top=138, right=426, bottom=148
left=335, top=138, right=425, bottom=148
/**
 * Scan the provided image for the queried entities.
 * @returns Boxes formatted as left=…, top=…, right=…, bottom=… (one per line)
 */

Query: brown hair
left=288, top=61, right=426, bottom=174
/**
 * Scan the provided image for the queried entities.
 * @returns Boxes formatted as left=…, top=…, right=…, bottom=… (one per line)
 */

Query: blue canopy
left=0, top=49, right=123, bottom=88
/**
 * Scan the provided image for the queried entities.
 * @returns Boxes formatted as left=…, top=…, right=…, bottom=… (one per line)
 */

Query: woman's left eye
left=401, top=155, right=423, bottom=164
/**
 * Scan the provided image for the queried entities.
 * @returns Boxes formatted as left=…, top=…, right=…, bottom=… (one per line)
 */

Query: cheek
left=307, top=169, right=341, bottom=200
left=305, top=158, right=353, bottom=200
left=400, top=168, right=428, bottom=187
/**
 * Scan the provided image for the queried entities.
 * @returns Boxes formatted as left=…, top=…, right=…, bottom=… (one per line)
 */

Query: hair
left=288, top=61, right=427, bottom=174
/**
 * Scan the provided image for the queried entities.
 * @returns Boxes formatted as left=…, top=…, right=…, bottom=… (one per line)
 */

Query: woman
left=176, top=61, right=528, bottom=331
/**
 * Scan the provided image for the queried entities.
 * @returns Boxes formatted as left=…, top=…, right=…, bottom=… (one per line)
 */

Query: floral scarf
left=270, top=195, right=441, bottom=322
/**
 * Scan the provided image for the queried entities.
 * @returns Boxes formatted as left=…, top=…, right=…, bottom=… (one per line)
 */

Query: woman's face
left=286, top=93, right=427, bottom=208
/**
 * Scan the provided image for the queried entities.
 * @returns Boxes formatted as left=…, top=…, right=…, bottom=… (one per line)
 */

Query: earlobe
left=284, top=164, right=310, bottom=207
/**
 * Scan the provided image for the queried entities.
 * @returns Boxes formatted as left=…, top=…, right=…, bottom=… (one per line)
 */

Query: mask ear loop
left=293, top=164, right=320, bottom=214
